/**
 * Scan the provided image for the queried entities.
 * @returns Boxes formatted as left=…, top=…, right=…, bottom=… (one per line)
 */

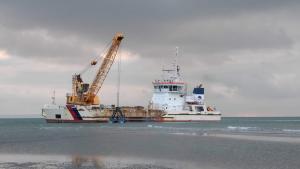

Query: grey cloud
left=172, top=22, right=293, bottom=53
left=0, top=0, right=298, bottom=63
left=0, top=26, right=102, bottom=63
left=0, top=0, right=300, bottom=116
left=199, top=56, right=300, bottom=100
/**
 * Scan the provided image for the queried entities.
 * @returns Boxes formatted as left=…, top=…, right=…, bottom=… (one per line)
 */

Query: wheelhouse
left=153, top=80, right=185, bottom=94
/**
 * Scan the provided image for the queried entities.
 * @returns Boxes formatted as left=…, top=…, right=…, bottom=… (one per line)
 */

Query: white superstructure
left=149, top=51, right=221, bottom=122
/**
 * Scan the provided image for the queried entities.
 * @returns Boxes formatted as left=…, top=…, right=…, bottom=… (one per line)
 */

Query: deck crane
left=66, top=32, right=124, bottom=106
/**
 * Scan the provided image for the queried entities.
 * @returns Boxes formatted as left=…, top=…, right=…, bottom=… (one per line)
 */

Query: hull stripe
left=66, top=105, right=82, bottom=120
left=72, top=106, right=83, bottom=120
left=46, top=119, right=220, bottom=123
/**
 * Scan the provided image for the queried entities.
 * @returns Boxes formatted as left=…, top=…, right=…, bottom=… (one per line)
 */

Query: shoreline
left=0, top=154, right=198, bottom=169
left=208, top=133, right=300, bottom=143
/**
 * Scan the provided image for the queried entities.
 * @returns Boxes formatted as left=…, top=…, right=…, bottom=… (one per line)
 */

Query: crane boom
left=85, top=32, right=124, bottom=103
left=66, top=32, right=124, bottom=105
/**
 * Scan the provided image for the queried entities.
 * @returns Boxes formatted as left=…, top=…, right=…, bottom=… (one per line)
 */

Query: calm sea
left=0, top=117, right=300, bottom=169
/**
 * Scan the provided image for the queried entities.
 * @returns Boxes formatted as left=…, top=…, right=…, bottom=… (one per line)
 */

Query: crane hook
left=91, top=60, right=97, bottom=65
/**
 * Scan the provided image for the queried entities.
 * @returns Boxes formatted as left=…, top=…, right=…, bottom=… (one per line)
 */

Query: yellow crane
left=66, top=32, right=124, bottom=106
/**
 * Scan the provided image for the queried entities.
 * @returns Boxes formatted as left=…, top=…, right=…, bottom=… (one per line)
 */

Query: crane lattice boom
left=86, top=33, right=124, bottom=103
left=66, top=32, right=124, bottom=105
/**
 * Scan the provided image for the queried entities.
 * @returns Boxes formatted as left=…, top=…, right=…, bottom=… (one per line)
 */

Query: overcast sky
left=0, top=0, right=299, bottom=117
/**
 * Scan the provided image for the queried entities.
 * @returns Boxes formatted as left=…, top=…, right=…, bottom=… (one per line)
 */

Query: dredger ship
left=42, top=33, right=221, bottom=123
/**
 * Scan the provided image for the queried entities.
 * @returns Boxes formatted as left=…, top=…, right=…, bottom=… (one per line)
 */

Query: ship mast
left=175, top=47, right=180, bottom=77
left=51, top=90, right=56, bottom=105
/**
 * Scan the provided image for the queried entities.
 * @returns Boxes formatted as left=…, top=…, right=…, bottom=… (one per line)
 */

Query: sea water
left=0, top=117, right=300, bottom=169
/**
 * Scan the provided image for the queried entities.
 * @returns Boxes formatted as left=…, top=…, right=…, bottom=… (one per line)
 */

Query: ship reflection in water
left=69, top=155, right=190, bottom=169
left=0, top=154, right=193, bottom=169
left=71, top=155, right=104, bottom=168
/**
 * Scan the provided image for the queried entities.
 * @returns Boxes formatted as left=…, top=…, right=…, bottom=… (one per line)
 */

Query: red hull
left=46, top=118, right=220, bottom=123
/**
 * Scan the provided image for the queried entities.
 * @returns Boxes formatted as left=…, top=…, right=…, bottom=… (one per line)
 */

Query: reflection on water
left=0, top=154, right=193, bottom=169
left=71, top=155, right=104, bottom=168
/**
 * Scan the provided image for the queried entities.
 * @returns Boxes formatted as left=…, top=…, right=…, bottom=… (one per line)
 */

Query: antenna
left=51, top=90, right=56, bottom=105
left=174, top=47, right=178, bottom=69
left=175, top=47, right=180, bottom=77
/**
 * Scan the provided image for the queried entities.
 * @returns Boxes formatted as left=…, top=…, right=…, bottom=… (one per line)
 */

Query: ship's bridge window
left=92, top=107, right=100, bottom=110
left=159, top=85, right=169, bottom=92
left=168, top=85, right=179, bottom=91
left=196, top=106, right=204, bottom=112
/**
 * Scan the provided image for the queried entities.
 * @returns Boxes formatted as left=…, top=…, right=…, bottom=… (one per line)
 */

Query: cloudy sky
left=0, top=0, right=299, bottom=117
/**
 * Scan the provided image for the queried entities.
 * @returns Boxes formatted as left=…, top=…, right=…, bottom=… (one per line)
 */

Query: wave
left=147, top=124, right=215, bottom=131
left=282, top=129, right=300, bottom=133
left=212, top=133, right=300, bottom=143
left=250, top=120, right=300, bottom=122
left=170, top=132, right=198, bottom=136
left=227, top=126, right=258, bottom=131
left=147, top=125, right=192, bottom=130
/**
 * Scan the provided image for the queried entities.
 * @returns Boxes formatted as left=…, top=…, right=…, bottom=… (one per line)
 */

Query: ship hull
left=45, top=117, right=221, bottom=123
left=45, top=118, right=157, bottom=123
left=158, top=114, right=221, bottom=122
left=42, top=104, right=162, bottom=123
left=42, top=105, right=220, bottom=123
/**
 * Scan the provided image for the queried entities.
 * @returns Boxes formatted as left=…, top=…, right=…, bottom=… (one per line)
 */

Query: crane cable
left=116, top=44, right=122, bottom=107
left=79, top=39, right=113, bottom=75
